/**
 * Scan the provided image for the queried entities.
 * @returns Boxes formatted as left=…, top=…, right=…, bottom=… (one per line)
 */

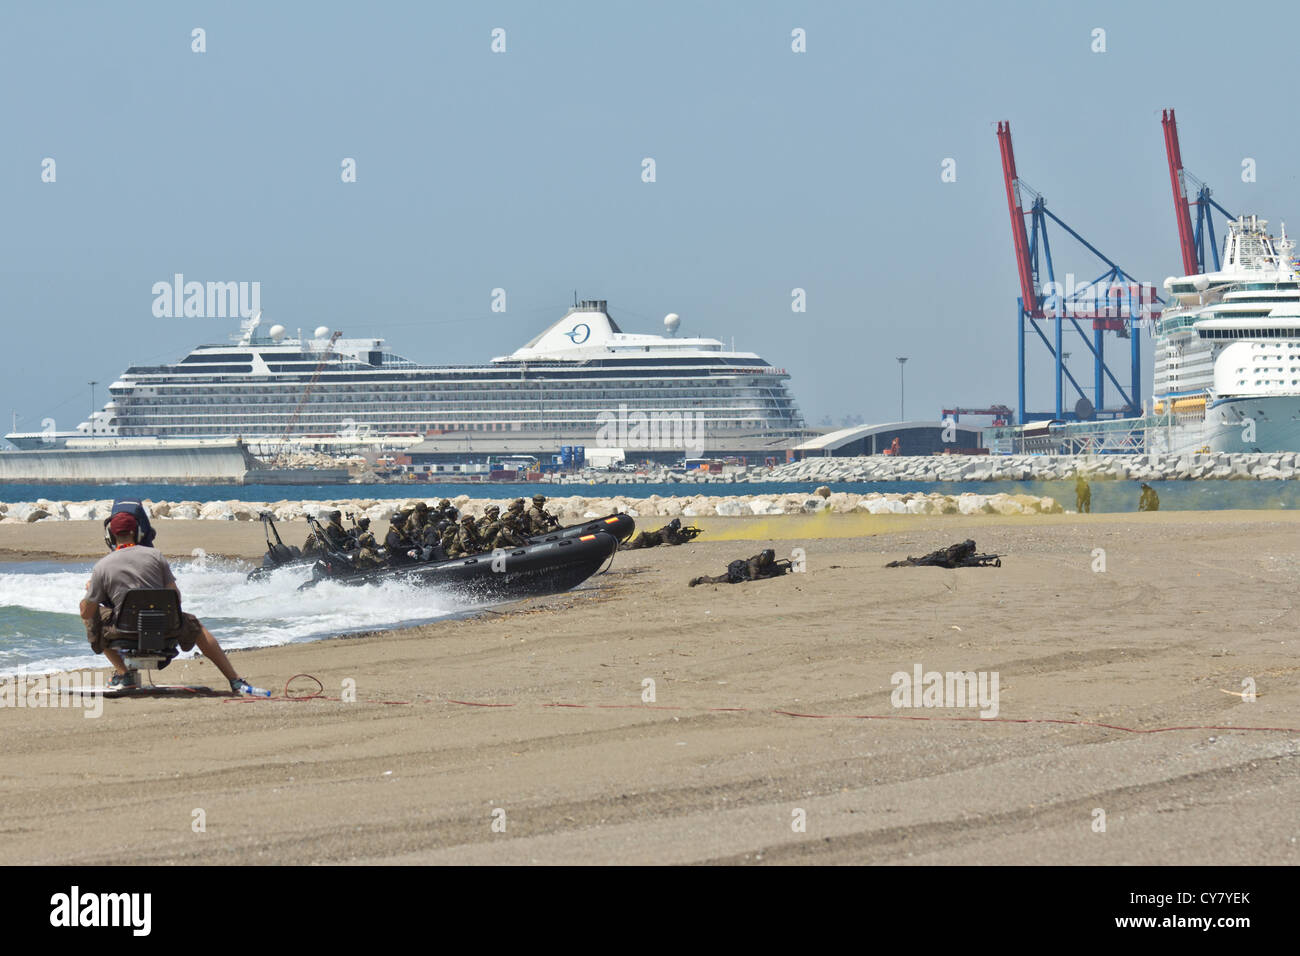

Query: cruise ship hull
left=1148, top=396, right=1300, bottom=453
left=13, top=302, right=811, bottom=463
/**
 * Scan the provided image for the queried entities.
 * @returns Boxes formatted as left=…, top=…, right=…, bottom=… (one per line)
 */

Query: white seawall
left=0, top=443, right=259, bottom=484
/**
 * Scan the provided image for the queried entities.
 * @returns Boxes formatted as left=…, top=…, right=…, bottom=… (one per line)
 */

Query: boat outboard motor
left=305, top=515, right=358, bottom=569
left=103, top=498, right=157, bottom=551
left=260, top=512, right=301, bottom=565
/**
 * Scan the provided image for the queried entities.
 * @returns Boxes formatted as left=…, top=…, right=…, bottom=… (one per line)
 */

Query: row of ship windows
left=115, top=386, right=777, bottom=401
left=116, top=416, right=800, bottom=429
left=1196, top=330, right=1300, bottom=339
left=116, top=406, right=799, bottom=421
left=122, top=395, right=795, bottom=411
left=113, top=419, right=794, bottom=435
left=128, top=372, right=786, bottom=387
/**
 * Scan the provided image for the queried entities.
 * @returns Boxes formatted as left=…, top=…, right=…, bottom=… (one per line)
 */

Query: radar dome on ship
left=1193, top=276, right=1210, bottom=292
left=664, top=313, right=680, bottom=335
left=314, top=325, right=331, bottom=338
left=1163, top=276, right=1176, bottom=292
left=269, top=324, right=287, bottom=342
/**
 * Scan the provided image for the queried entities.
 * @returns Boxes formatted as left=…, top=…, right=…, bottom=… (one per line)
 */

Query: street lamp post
left=88, top=381, right=98, bottom=433
left=896, top=358, right=908, bottom=421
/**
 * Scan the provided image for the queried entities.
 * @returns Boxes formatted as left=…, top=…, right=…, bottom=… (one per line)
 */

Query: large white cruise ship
left=1150, top=215, right=1300, bottom=453
left=8, top=301, right=809, bottom=461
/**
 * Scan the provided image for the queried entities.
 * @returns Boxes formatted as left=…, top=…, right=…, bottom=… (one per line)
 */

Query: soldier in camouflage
left=525, top=494, right=559, bottom=535
left=384, top=512, right=417, bottom=564
left=487, top=511, right=529, bottom=549
left=447, top=514, right=485, bottom=558
left=688, top=549, right=790, bottom=587
left=408, top=501, right=431, bottom=534
left=476, top=505, right=500, bottom=537
left=322, top=510, right=353, bottom=552
left=353, top=517, right=385, bottom=568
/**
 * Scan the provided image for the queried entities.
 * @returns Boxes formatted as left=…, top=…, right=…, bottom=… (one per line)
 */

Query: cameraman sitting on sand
left=79, top=512, right=263, bottom=695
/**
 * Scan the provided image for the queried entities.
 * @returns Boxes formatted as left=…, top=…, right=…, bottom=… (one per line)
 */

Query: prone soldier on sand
left=622, top=517, right=700, bottom=550
left=885, top=539, right=1001, bottom=568
left=688, top=549, right=791, bottom=587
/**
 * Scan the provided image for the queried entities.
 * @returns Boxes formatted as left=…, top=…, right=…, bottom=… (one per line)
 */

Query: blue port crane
left=997, top=121, right=1158, bottom=425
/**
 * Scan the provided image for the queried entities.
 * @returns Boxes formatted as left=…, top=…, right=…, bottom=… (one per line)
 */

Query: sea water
left=3, top=478, right=1296, bottom=673
left=1, top=479, right=1298, bottom=511
left=0, top=555, right=462, bottom=676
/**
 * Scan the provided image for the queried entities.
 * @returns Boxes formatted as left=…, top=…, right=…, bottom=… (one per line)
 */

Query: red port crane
left=274, top=330, right=342, bottom=466
left=1160, top=109, right=1236, bottom=274
left=997, top=120, right=1150, bottom=423
left=997, top=121, right=1040, bottom=318
left=1161, top=109, right=1200, bottom=276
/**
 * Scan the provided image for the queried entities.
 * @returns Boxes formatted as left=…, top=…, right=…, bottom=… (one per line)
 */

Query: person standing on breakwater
left=1138, top=483, right=1160, bottom=512
left=1074, top=475, right=1091, bottom=514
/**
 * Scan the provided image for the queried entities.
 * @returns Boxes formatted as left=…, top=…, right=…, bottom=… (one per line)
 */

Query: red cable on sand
left=221, top=676, right=1300, bottom=733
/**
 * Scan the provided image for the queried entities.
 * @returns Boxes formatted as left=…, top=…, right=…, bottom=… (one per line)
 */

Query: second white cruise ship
left=13, top=301, right=810, bottom=461
left=1151, top=215, right=1300, bottom=453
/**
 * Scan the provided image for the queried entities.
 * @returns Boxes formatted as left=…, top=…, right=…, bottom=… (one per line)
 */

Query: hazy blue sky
left=3, top=0, right=1297, bottom=434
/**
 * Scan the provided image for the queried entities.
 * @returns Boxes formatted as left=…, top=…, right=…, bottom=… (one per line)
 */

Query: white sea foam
left=0, top=557, right=460, bottom=675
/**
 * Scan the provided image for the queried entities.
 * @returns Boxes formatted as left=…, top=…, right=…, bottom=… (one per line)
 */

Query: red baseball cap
left=108, top=512, right=138, bottom=536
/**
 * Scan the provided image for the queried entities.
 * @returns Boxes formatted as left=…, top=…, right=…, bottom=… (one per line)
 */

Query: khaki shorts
left=87, top=606, right=203, bottom=655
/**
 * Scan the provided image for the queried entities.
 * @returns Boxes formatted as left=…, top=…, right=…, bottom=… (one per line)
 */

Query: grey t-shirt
left=86, top=545, right=177, bottom=612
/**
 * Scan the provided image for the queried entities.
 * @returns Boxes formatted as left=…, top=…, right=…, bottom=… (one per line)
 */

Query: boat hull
left=528, top=512, right=636, bottom=544
left=302, top=530, right=618, bottom=601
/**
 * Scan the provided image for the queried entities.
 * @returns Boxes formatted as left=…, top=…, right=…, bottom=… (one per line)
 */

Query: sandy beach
left=1, top=512, right=1297, bottom=865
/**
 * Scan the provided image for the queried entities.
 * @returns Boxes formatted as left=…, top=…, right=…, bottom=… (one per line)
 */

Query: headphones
left=102, top=517, right=142, bottom=551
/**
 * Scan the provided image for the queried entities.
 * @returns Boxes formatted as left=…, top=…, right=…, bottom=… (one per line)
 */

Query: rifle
left=680, top=525, right=703, bottom=541
left=303, top=514, right=328, bottom=548
left=306, top=514, right=360, bottom=568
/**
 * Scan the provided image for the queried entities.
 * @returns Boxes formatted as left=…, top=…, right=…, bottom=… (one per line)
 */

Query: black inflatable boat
left=246, top=512, right=316, bottom=580
left=529, top=512, right=636, bottom=545
left=299, top=529, right=618, bottom=601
